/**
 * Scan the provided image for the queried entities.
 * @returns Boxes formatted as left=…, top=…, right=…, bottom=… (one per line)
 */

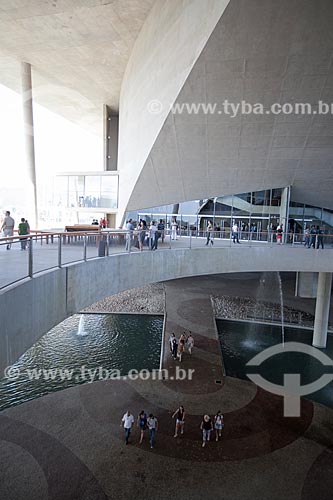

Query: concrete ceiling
left=126, top=0, right=333, bottom=211
left=0, top=0, right=155, bottom=134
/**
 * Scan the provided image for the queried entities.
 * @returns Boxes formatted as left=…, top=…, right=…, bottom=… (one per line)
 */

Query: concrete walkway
left=1, top=234, right=324, bottom=289
left=0, top=274, right=332, bottom=500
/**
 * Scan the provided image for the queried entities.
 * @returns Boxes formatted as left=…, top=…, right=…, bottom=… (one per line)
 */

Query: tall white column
left=313, top=272, right=332, bottom=348
left=21, top=62, right=38, bottom=228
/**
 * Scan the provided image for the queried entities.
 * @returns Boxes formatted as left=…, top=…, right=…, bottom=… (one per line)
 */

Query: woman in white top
left=187, top=333, right=194, bottom=354
left=171, top=220, right=178, bottom=240
left=172, top=405, right=185, bottom=438
left=214, top=410, right=224, bottom=442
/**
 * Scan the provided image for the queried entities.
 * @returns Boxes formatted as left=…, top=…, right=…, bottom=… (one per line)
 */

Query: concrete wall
left=0, top=269, right=67, bottom=376
left=296, top=272, right=318, bottom=298
left=117, top=0, right=230, bottom=224
left=124, top=0, right=333, bottom=213
left=1, top=246, right=333, bottom=373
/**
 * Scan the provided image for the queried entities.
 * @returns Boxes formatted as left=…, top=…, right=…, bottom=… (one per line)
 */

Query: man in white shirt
left=149, top=221, right=158, bottom=250
left=232, top=222, right=240, bottom=244
left=171, top=219, right=178, bottom=240
left=1, top=211, right=15, bottom=250
left=121, top=410, right=135, bottom=444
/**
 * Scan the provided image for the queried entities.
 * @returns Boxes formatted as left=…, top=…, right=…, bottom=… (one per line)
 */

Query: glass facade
left=128, top=188, right=333, bottom=238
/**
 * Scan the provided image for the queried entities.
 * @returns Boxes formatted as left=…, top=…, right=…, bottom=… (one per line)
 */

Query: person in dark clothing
left=172, top=338, right=178, bottom=360
left=137, top=410, right=147, bottom=444
left=200, top=415, right=213, bottom=447
left=310, top=225, right=318, bottom=248
left=157, top=219, right=165, bottom=243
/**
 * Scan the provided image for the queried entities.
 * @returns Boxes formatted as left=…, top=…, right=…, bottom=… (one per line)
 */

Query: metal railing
left=1, top=229, right=332, bottom=290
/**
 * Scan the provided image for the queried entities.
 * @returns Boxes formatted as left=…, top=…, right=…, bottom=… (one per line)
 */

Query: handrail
left=0, top=229, right=332, bottom=291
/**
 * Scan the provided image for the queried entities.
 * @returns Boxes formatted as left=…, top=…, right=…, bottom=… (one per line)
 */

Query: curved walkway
left=1, top=242, right=333, bottom=373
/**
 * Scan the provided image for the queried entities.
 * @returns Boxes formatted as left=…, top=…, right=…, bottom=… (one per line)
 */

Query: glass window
left=101, top=176, right=118, bottom=208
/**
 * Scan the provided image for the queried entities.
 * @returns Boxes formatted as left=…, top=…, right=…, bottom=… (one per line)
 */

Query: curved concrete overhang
left=1, top=246, right=333, bottom=373
left=0, top=0, right=155, bottom=134
left=124, top=0, right=333, bottom=213
left=117, top=0, right=230, bottom=224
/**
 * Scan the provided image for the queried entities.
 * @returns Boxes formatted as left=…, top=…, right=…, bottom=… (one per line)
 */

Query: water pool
left=0, top=313, right=163, bottom=411
left=217, top=319, right=333, bottom=408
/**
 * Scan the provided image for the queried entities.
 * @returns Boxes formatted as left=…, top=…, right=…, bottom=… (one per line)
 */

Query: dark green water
left=0, top=314, right=163, bottom=412
left=217, top=319, right=333, bottom=408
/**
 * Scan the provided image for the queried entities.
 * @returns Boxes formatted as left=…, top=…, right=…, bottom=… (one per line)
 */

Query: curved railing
left=1, top=229, right=332, bottom=290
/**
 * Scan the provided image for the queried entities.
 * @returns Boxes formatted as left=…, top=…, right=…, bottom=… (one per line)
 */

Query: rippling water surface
left=0, top=314, right=163, bottom=411
left=217, top=319, right=333, bottom=408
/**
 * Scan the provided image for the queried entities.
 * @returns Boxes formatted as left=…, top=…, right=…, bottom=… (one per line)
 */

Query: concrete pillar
left=313, top=272, right=332, bottom=348
left=279, top=186, right=290, bottom=243
left=21, top=62, right=38, bottom=228
left=103, top=104, right=118, bottom=172
left=107, top=214, right=116, bottom=228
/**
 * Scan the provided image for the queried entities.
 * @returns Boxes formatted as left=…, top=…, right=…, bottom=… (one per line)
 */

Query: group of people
left=121, top=410, right=158, bottom=448
left=1, top=211, right=30, bottom=250
left=206, top=221, right=242, bottom=245
left=125, top=218, right=166, bottom=252
left=169, top=332, right=194, bottom=362
left=121, top=406, right=224, bottom=449
left=91, top=218, right=107, bottom=228
left=304, top=225, right=326, bottom=249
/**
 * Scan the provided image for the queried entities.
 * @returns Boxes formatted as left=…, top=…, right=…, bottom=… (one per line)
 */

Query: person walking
left=187, top=333, right=194, bottom=354
left=150, top=221, right=158, bottom=250
left=172, top=338, right=178, bottom=360
left=138, top=220, right=147, bottom=251
left=214, top=411, right=224, bottom=442
left=304, top=227, right=310, bottom=248
left=125, top=218, right=134, bottom=251
left=172, top=405, right=185, bottom=437
left=169, top=333, right=175, bottom=353
left=205, top=221, right=214, bottom=245
left=18, top=217, right=29, bottom=250
left=171, top=219, right=178, bottom=240
left=232, top=222, right=240, bottom=244
left=1, top=211, right=15, bottom=250
left=310, top=225, right=318, bottom=249
left=121, top=410, right=135, bottom=445
left=147, top=413, right=158, bottom=449
left=200, top=414, right=213, bottom=447
left=317, top=227, right=325, bottom=249
left=137, top=410, right=147, bottom=445
left=277, top=224, right=283, bottom=244
left=178, top=334, right=186, bottom=362
left=158, top=219, right=165, bottom=243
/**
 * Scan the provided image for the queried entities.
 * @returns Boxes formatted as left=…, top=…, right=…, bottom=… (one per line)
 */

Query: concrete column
left=103, top=104, right=118, bottom=172
left=313, top=272, right=332, bottom=348
left=21, top=62, right=38, bottom=228
left=279, top=186, right=290, bottom=243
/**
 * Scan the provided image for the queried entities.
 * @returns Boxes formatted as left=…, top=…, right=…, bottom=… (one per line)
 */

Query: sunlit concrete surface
left=122, top=0, right=333, bottom=215
left=0, top=0, right=155, bottom=133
